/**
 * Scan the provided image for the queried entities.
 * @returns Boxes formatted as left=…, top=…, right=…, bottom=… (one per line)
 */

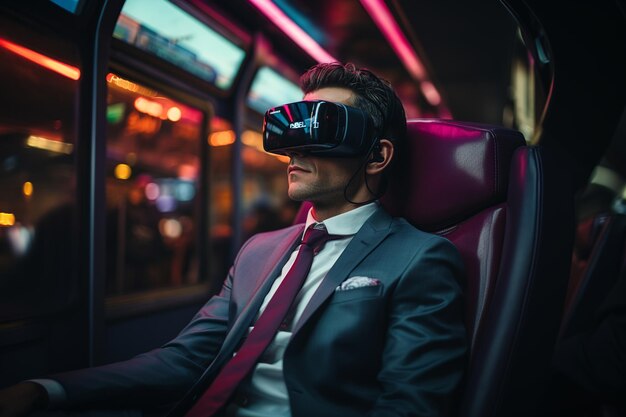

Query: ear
left=365, top=139, right=394, bottom=175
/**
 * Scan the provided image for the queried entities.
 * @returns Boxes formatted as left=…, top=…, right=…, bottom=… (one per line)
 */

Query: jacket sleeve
left=369, top=236, right=468, bottom=417
left=49, top=233, right=266, bottom=410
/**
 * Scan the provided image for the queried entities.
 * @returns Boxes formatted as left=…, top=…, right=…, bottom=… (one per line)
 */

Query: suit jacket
left=53, top=208, right=467, bottom=417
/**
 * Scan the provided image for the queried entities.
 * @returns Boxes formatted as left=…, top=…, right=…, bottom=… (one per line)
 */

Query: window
left=246, top=66, right=303, bottom=114
left=0, top=33, right=79, bottom=319
left=239, top=66, right=303, bottom=240
left=49, top=0, right=82, bottom=14
left=105, top=73, right=208, bottom=296
left=113, top=0, right=246, bottom=90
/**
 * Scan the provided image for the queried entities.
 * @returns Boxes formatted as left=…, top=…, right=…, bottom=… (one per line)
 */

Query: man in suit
left=0, top=62, right=467, bottom=417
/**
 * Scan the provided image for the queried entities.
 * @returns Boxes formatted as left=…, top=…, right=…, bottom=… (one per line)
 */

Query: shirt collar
left=304, top=202, right=380, bottom=237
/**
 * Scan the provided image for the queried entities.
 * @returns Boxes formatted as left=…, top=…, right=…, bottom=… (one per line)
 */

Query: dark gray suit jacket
left=53, top=208, right=467, bottom=417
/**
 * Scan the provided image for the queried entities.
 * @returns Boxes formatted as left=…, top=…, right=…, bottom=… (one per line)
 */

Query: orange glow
left=114, top=163, right=132, bottom=180
left=209, top=130, right=236, bottom=146
left=0, top=212, right=16, bottom=226
left=23, top=182, right=33, bottom=197
left=0, top=38, right=80, bottom=80
left=241, top=130, right=262, bottom=148
left=134, top=97, right=163, bottom=118
left=107, top=73, right=159, bottom=97
left=242, top=130, right=289, bottom=163
left=178, top=164, right=198, bottom=180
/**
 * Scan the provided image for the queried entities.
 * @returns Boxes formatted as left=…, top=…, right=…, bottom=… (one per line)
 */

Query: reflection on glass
left=105, top=73, right=206, bottom=296
left=49, top=0, right=81, bottom=13
left=0, top=37, right=78, bottom=319
left=209, top=117, right=299, bottom=245
left=246, top=66, right=303, bottom=114
left=113, top=0, right=245, bottom=90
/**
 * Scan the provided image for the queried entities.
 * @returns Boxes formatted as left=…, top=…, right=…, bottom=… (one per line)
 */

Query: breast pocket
left=328, top=284, right=384, bottom=304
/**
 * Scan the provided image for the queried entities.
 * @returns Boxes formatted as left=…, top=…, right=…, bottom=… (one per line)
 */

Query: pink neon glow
left=284, top=105, right=294, bottom=122
left=359, top=0, right=425, bottom=80
left=417, top=121, right=482, bottom=139
left=420, top=81, right=441, bottom=106
left=248, top=0, right=336, bottom=64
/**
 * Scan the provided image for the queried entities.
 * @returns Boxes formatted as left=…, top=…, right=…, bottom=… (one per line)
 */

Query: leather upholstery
left=382, top=120, right=524, bottom=349
left=383, top=119, right=573, bottom=416
left=382, top=119, right=524, bottom=231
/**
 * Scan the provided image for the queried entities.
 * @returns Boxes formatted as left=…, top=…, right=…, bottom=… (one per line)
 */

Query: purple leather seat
left=382, top=119, right=524, bottom=349
left=382, top=119, right=574, bottom=416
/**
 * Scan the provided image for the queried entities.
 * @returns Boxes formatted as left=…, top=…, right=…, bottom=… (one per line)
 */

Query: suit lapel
left=292, top=209, right=393, bottom=335
left=215, top=225, right=304, bottom=364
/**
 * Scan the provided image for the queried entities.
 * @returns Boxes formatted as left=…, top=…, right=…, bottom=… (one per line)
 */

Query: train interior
left=0, top=0, right=625, bottom=415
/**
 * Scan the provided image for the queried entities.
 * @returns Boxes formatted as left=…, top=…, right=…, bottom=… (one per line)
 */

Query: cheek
left=315, top=159, right=360, bottom=182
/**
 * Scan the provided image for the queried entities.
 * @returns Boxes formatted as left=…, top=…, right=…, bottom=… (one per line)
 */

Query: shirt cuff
left=27, top=379, right=67, bottom=408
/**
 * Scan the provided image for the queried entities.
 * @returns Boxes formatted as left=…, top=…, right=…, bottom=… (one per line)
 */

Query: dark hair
left=300, top=62, right=408, bottom=199
left=300, top=62, right=407, bottom=148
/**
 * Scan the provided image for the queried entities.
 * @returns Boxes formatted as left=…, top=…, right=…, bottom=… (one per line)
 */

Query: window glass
left=208, top=119, right=296, bottom=246
left=239, top=128, right=297, bottom=242
left=49, top=0, right=82, bottom=13
left=0, top=35, right=78, bottom=318
left=105, top=73, right=207, bottom=296
left=113, top=0, right=246, bottom=90
left=246, top=66, right=303, bottom=114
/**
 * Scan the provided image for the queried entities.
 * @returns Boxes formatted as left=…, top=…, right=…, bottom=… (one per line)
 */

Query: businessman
left=0, top=62, right=467, bottom=417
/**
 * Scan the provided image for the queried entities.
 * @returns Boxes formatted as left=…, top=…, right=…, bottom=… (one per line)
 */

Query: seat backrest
left=382, top=120, right=523, bottom=348
left=380, top=119, right=574, bottom=417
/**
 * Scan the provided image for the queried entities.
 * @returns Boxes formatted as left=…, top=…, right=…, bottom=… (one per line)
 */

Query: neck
left=311, top=201, right=364, bottom=222
left=310, top=175, right=380, bottom=221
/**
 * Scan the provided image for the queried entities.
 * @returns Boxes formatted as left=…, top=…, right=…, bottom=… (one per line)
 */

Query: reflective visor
left=263, top=100, right=375, bottom=156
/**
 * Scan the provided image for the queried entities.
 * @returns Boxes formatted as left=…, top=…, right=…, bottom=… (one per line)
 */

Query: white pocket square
left=336, top=276, right=381, bottom=291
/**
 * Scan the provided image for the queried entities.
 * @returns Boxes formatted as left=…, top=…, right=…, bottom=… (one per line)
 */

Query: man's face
left=286, top=87, right=364, bottom=210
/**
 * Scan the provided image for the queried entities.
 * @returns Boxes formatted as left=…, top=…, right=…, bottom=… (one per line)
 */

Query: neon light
left=0, top=38, right=80, bottom=80
left=0, top=212, right=16, bottom=227
left=359, top=0, right=425, bottom=81
left=26, top=135, right=74, bottom=154
left=23, top=181, right=34, bottom=197
left=134, top=97, right=163, bottom=118
left=114, top=164, right=132, bottom=180
left=209, top=130, right=236, bottom=146
left=248, top=0, right=336, bottom=63
left=167, top=107, right=182, bottom=122
left=420, top=81, right=441, bottom=106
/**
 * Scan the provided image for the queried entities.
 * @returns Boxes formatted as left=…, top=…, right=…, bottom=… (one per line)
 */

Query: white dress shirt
left=227, top=202, right=379, bottom=417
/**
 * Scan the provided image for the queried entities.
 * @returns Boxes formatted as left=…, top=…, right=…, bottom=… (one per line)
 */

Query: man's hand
left=0, top=382, right=48, bottom=417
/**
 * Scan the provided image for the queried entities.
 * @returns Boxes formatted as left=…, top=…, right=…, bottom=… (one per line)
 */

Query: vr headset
left=263, top=100, right=377, bottom=157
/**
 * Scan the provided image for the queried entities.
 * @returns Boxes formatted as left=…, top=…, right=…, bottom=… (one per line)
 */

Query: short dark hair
left=300, top=62, right=407, bottom=147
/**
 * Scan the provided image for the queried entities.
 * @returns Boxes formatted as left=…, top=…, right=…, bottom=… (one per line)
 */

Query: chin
left=287, top=186, right=307, bottom=202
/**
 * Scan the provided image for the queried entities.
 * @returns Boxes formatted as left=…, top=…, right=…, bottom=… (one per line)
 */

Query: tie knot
left=302, top=225, right=334, bottom=250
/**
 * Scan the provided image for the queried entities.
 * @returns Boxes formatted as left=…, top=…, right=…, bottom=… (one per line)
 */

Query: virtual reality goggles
left=263, top=100, right=376, bottom=157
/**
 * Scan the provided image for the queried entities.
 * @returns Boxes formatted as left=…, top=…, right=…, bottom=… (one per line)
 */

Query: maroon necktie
left=184, top=225, right=337, bottom=417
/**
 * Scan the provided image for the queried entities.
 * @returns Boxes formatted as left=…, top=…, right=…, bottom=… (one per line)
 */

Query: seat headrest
left=382, top=119, right=525, bottom=231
